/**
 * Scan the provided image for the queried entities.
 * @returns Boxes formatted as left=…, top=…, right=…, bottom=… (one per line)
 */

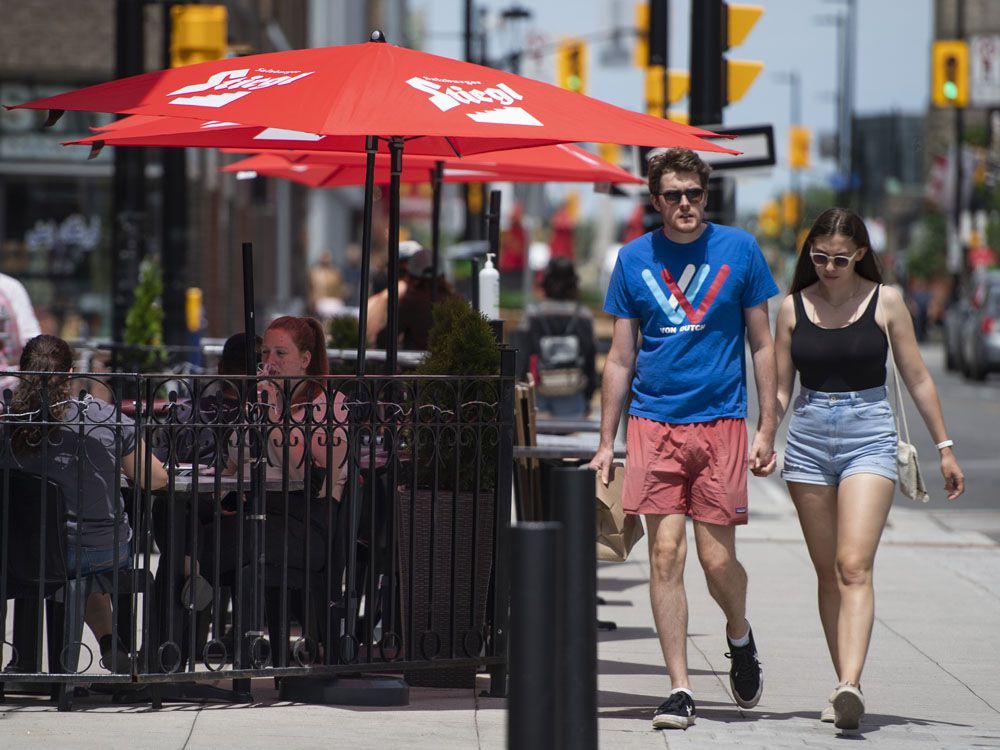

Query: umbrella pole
left=430, top=160, right=444, bottom=305
left=241, top=241, right=256, bottom=377
left=385, top=136, right=404, bottom=375
left=355, top=136, right=378, bottom=378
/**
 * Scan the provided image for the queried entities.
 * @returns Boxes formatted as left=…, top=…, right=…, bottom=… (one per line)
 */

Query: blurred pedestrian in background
left=518, top=257, right=597, bottom=417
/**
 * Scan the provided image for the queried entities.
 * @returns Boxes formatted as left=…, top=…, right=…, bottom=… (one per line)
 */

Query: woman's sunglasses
left=809, top=250, right=859, bottom=269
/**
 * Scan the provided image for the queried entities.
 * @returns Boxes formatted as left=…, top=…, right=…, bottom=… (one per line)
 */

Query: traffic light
left=170, top=4, right=228, bottom=68
left=597, top=142, right=621, bottom=165
left=644, top=67, right=691, bottom=117
left=557, top=38, right=588, bottom=94
left=758, top=199, right=780, bottom=237
left=782, top=191, right=801, bottom=229
left=789, top=125, right=811, bottom=170
left=932, top=40, right=968, bottom=107
left=723, top=3, right=764, bottom=105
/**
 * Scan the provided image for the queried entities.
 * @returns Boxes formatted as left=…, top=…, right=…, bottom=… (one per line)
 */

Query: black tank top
left=790, top=286, right=888, bottom=392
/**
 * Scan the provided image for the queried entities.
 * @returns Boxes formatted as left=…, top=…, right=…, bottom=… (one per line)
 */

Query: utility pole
left=832, top=0, right=857, bottom=208
left=112, top=0, right=146, bottom=369
left=952, top=0, right=966, bottom=290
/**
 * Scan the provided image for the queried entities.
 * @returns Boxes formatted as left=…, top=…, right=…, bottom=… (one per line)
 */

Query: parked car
left=943, top=270, right=1000, bottom=373
left=960, top=275, right=1000, bottom=381
left=943, top=296, right=971, bottom=371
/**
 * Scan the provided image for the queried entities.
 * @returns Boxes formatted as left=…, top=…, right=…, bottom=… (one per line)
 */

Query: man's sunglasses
left=809, top=250, right=860, bottom=269
left=656, top=188, right=706, bottom=205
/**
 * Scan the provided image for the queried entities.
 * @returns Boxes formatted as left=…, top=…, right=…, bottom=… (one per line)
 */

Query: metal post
left=431, top=161, right=444, bottom=304
left=508, top=522, right=563, bottom=750
left=385, top=136, right=404, bottom=375
left=648, top=0, right=670, bottom=118
left=355, top=136, right=378, bottom=377
left=488, top=345, right=517, bottom=696
left=471, top=257, right=481, bottom=313
left=953, top=0, right=966, bottom=287
left=112, top=0, right=146, bottom=368
left=488, top=189, right=502, bottom=269
left=689, top=0, right=723, bottom=127
left=161, top=2, right=188, bottom=348
left=690, top=0, right=731, bottom=224
left=549, top=467, right=598, bottom=750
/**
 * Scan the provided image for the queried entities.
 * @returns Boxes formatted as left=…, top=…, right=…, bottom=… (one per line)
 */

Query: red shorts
left=622, top=416, right=749, bottom=526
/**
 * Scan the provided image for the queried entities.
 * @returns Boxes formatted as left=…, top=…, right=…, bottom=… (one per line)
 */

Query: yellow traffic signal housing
left=634, top=3, right=649, bottom=68
left=759, top=199, right=781, bottom=237
left=726, top=59, right=763, bottom=105
left=597, top=142, right=621, bottom=165
left=782, top=191, right=801, bottom=228
left=557, top=38, right=588, bottom=94
left=185, top=287, right=203, bottom=333
left=171, top=4, right=228, bottom=68
left=932, top=40, right=969, bottom=107
left=789, top=125, right=811, bottom=170
left=726, top=4, right=764, bottom=49
left=644, top=67, right=691, bottom=115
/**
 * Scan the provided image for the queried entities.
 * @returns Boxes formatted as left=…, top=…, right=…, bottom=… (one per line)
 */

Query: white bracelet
left=935, top=439, right=954, bottom=451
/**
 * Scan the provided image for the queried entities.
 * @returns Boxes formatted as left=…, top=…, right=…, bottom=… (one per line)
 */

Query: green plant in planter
left=413, top=297, right=500, bottom=492
left=123, top=256, right=166, bottom=372
left=326, top=313, right=360, bottom=375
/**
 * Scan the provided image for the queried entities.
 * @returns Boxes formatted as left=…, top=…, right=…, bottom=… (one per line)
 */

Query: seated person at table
left=1, top=335, right=169, bottom=671
left=199, top=317, right=349, bottom=580
left=150, top=332, right=261, bottom=612
left=152, top=332, right=261, bottom=472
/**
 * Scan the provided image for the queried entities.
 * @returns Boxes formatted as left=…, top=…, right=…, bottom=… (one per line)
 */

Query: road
left=895, top=343, right=1000, bottom=540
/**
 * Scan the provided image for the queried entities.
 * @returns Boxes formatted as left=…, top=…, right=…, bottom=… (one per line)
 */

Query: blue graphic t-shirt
left=604, top=223, right=778, bottom=424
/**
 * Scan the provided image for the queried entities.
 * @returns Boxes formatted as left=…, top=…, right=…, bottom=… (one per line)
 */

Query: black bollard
left=549, top=466, right=598, bottom=750
left=508, top=522, right=564, bottom=750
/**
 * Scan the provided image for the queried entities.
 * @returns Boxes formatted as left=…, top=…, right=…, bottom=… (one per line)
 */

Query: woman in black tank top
left=773, top=209, right=965, bottom=731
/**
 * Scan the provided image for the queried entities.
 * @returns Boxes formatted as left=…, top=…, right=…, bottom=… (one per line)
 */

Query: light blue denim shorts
left=781, top=386, right=898, bottom=486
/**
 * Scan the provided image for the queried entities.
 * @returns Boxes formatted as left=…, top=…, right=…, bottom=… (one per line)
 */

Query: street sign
left=697, top=124, right=775, bottom=171
left=970, top=35, right=1000, bottom=107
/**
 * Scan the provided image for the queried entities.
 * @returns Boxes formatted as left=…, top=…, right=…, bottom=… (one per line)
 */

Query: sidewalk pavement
left=3, top=476, right=999, bottom=749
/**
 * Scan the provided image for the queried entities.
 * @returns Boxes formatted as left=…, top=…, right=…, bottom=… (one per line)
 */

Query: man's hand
left=588, top=445, right=616, bottom=486
left=748, top=432, right=777, bottom=477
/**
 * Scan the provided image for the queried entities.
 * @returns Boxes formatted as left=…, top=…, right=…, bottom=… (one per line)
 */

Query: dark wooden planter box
left=397, top=485, right=496, bottom=688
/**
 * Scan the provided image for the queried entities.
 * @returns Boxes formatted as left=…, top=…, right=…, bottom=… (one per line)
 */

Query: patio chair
left=0, top=469, right=152, bottom=711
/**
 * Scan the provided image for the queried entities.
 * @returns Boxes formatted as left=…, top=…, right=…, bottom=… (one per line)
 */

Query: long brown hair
left=266, top=316, right=328, bottom=403
left=789, top=208, right=884, bottom=294
left=10, top=335, right=74, bottom=454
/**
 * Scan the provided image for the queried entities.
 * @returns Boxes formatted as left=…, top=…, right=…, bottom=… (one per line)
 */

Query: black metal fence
left=0, top=353, right=514, bottom=709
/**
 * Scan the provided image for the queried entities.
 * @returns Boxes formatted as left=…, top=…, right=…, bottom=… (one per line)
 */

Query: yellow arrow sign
left=727, top=59, right=763, bottom=104
left=727, top=4, right=764, bottom=49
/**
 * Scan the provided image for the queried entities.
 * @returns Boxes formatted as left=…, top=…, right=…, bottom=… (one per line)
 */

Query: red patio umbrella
left=11, top=32, right=735, bottom=374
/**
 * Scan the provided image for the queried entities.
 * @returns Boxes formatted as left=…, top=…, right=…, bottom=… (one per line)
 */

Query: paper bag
left=596, top=462, right=645, bottom=562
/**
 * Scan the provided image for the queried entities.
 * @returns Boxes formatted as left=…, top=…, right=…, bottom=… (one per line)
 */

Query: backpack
left=535, top=306, right=587, bottom=398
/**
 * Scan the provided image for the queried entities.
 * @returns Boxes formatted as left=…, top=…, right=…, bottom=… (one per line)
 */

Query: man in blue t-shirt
left=589, top=148, right=779, bottom=730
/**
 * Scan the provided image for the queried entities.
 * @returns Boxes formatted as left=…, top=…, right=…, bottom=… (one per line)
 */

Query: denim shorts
left=65, top=541, right=132, bottom=578
left=781, top=386, right=898, bottom=486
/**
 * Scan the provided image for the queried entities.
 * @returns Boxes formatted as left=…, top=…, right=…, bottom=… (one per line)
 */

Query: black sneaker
left=725, top=625, right=763, bottom=708
left=652, top=691, right=696, bottom=730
